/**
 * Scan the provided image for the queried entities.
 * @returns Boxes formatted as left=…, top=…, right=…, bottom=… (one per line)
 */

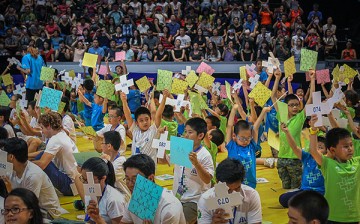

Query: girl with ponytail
left=77, top=157, right=126, bottom=224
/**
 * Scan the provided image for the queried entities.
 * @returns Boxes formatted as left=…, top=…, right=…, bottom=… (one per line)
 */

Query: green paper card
left=81, top=126, right=97, bottom=136
left=96, top=80, right=115, bottom=99
left=77, top=99, right=84, bottom=112
left=157, top=69, right=173, bottom=91
left=40, top=66, right=55, bottom=81
left=277, top=101, right=288, bottom=123
left=58, top=102, right=66, bottom=114
left=0, top=91, right=11, bottom=106
left=189, top=92, right=208, bottom=115
left=57, top=81, right=66, bottom=90
left=300, top=49, right=318, bottom=71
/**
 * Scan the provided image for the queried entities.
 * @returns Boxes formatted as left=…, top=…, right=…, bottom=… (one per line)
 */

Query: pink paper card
left=115, top=51, right=126, bottom=61
left=98, top=65, right=107, bottom=75
left=196, top=62, right=215, bottom=75
left=246, top=64, right=257, bottom=77
left=316, top=69, right=330, bottom=84
left=220, top=85, right=227, bottom=98
left=305, top=71, right=312, bottom=81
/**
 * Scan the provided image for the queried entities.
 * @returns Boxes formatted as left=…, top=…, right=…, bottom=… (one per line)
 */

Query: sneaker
left=73, top=200, right=85, bottom=210
left=264, top=158, right=275, bottom=168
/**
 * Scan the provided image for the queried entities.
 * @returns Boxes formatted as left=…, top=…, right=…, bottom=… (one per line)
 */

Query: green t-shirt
left=203, top=140, right=218, bottom=185
left=320, top=156, right=360, bottom=222
left=278, top=110, right=306, bottom=159
left=161, top=119, right=178, bottom=139
left=353, top=138, right=360, bottom=157
left=219, top=115, right=227, bottom=137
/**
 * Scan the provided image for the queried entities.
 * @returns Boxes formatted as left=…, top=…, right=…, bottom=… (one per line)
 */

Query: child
left=2, top=138, right=62, bottom=219
left=0, top=106, right=15, bottom=138
left=33, top=112, right=79, bottom=196
left=272, top=69, right=315, bottom=189
left=309, top=115, right=360, bottom=223
left=78, top=89, right=107, bottom=131
left=60, top=96, right=76, bottom=142
left=120, top=92, right=162, bottom=164
left=206, top=103, right=228, bottom=137
left=205, top=115, right=220, bottom=131
left=157, top=90, right=179, bottom=138
left=226, top=104, right=270, bottom=188
left=78, top=79, right=95, bottom=126
left=279, top=123, right=326, bottom=208
left=255, top=58, right=268, bottom=83
left=203, top=128, right=224, bottom=184
left=94, top=107, right=126, bottom=153
left=288, top=191, right=329, bottom=224
left=172, top=117, right=214, bottom=224
left=198, top=158, right=262, bottom=223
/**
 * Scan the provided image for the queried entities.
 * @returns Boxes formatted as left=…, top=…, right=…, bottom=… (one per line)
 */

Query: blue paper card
left=128, top=174, right=163, bottom=222
left=39, top=87, right=63, bottom=111
left=170, top=136, right=194, bottom=168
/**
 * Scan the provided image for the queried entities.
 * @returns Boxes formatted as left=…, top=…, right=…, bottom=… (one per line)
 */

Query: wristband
left=309, top=127, right=319, bottom=135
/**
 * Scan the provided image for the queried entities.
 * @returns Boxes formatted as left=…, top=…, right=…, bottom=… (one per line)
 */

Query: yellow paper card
left=135, top=76, right=151, bottom=93
left=196, top=72, right=215, bottom=89
left=69, top=70, right=76, bottom=78
left=2, top=74, right=13, bottom=86
left=82, top=53, right=98, bottom=68
left=332, top=65, right=340, bottom=82
left=225, top=81, right=233, bottom=104
left=268, top=129, right=279, bottom=151
left=185, top=71, right=198, bottom=88
left=284, top=56, right=296, bottom=77
left=248, top=82, right=271, bottom=106
left=171, top=78, right=188, bottom=95
left=343, top=64, right=358, bottom=79
left=239, top=66, right=247, bottom=80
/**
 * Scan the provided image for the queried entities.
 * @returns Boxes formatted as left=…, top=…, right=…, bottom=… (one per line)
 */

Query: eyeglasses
left=236, top=135, right=252, bottom=142
left=1, top=208, right=30, bottom=215
left=123, top=177, right=137, bottom=185
left=288, top=103, right=300, bottom=108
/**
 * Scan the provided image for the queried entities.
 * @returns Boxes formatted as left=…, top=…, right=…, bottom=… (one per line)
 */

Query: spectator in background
left=170, top=0, right=182, bottom=19
left=256, top=26, right=271, bottom=48
left=307, top=3, right=323, bottom=22
left=41, top=40, right=55, bottom=62
left=341, top=40, right=357, bottom=60
left=122, top=42, right=135, bottom=62
left=291, top=38, right=302, bottom=62
left=171, top=39, right=186, bottom=62
left=306, top=15, right=322, bottom=35
left=130, top=0, right=142, bottom=19
left=154, top=43, right=168, bottom=62
left=122, top=16, right=134, bottom=42
left=273, top=37, right=289, bottom=61
left=137, top=43, right=153, bottom=62
left=193, top=28, right=207, bottom=51
left=189, top=42, right=204, bottom=62
left=209, top=29, right=224, bottom=52
left=213, top=6, right=228, bottom=26
left=137, top=18, right=150, bottom=37
left=228, top=17, right=243, bottom=37
left=55, top=40, right=72, bottom=62
left=241, top=41, right=254, bottom=61
left=20, top=6, right=36, bottom=24
left=259, top=4, right=273, bottom=31
left=130, top=30, right=143, bottom=53
left=291, top=16, right=306, bottom=36
left=240, top=29, right=255, bottom=49
left=143, top=0, right=156, bottom=19
left=323, top=29, right=337, bottom=57
left=71, top=39, right=87, bottom=62
left=5, top=28, right=18, bottom=54
left=291, top=28, right=304, bottom=48
left=305, top=28, right=320, bottom=51
left=106, top=40, right=120, bottom=61
left=88, top=39, right=105, bottom=60
left=112, top=26, right=127, bottom=48
left=257, top=40, right=270, bottom=60
left=243, top=14, right=258, bottom=37
left=108, top=3, right=124, bottom=26
left=205, top=41, right=221, bottom=62
left=167, top=15, right=180, bottom=37
left=45, top=18, right=61, bottom=36
left=4, top=6, right=18, bottom=28
left=51, top=30, right=63, bottom=51
left=65, top=27, right=78, bottom=48
left=198, top=17, right=212, bottom=37
left=322, top=17, right=336, bottom=36
left=58, top=15, right=71, bottom=36
left=225, top=29, right=240, bottom=51
left=143, top=29, right=159, bottom=51
left=222, top=41, right=238, bottom=62
left=76, top=17, right=90, bottom=36
left=288, top=3, right=303, bottom=24
left=228, top=2, right=244, bottom=23
left=175, top=27, right=191, bottom=51
left=273, top=14, right=291, bottom=39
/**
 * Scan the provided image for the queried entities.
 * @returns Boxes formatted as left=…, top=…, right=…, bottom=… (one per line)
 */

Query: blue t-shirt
left=301, top=151, right=325, bottom=194
left=264, top=99, right=279, bottom=133
left=6, top=92, right=13, bottom=99
left=88, top=47, right=105, bottom=57
left=91, top=103, right=105, bottom=131
left=70, top=101, right=78, bottom=115
left=127, top=89, right=141, bottom=113
left=226, top=140, right=257, bottom=189
left=84, top=92, right=94, bottom=119
left=258, top=71, right=268, bottom=82
left=51, top=37, right=63, bottom=50
left=22, top=53, right=45, bottom=90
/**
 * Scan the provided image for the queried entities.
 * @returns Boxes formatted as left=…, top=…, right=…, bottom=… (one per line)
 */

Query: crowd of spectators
left=0, top=0, right=357, bottom=63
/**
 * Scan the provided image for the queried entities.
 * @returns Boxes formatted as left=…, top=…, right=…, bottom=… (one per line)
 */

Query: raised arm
left=264, top=71, right=273, bottom=88
left=271, top=69, right=282, bottom=112
left=155, top=89, right=168, bottom=128
left=77, top=89, right=92, bottom=107
left=252, top=106, right=270, bottom=144
left=102, top=98, right=108, bottom=114
left=287, top=75, right=294, bottom=94
left=206, top=108, right=221, bottom=119
left=120, top=92, right=134, bottom=128
left=305, top=69, right=316, bottom=105
left=226, top=104, right=238, bottom=143
left=343, top=107, right=360, bottom=138
left=280, top=123, right=303, bottom=159
left=321, top=83, right=330, bottom=99
left=309, top=114, right=323, bottom=166
left=232, top=91, right=247, bottom=120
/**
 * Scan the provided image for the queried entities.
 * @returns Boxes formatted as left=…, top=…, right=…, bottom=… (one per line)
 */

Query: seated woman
left=171, top=39, right=186, bottom=62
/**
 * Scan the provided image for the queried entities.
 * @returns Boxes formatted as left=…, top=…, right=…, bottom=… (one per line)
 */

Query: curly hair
left=38, top=112, right=62, bottom=130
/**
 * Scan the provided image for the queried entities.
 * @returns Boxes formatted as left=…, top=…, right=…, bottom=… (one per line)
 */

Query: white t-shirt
left=0, top=196, right=4, bottom=224
left=121, top=189, right=186, bottom=223
left=143, top=3, right=155, bottom=18
left=172, top=147, right=214, bottom=203
left=10, top=161, right=62, bottom=218
left=197, top=184, right=262, bottom=224
left=96, top=124, right=126, bottom=154
left=130, top=123, right=158, bottom=164
left=97, top=185, right=126, bottom=224
left=129, top=2, right=141, bottom=16
left=45, top=131, right=78, bottom=180
left=62, top=114, right=76, bottom=143
left=113, top=155, right=131, bottom=198
left=3, top=124, right=15, bottom=138
left=175, top=35, right=191, bottom=48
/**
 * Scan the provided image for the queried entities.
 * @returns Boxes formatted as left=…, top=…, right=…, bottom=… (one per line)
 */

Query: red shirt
left=260, top=11, right=272, bottom=25
left=45, top=24, right=60, bottom=35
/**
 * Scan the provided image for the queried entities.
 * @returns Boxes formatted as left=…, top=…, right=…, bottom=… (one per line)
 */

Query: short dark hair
left=185, top=117, right=207, bottom=139
left=216, top=103, right=229, bottom=116
left=325, top=128, right=352, bottom=149
left=61, top=96, right=70, bottom=113
left=0, top=106, right=11, bottom=123
left=317, top=136, right=326, bottom=145
left=234, top=120, right=251, bottom=135
left=210, top=129, right=224, bottom=146
left=206, top=115, right=220, bottom=129
left=0, top=126, right=8, bottom=140
left=110, top=107, right=123, bottom=117
left=344, top=90, right=359, bottom=106
left=154, top=91, right=161, bottom=100
left=288, top=191, right=329, bottom=224
left=162, top=105, right=174, bottom=119
left=1, top=138, right=28, bottom=163
left=83, top=79, right=95, bottom=91
left=104, top=131, right=121, bottom=151
left=216, top=158, right=245, bottom=183
left=134, top=106, right=151, bottom=121
left=123, top=154, right=155, bottom=177
left=284, top=94, right=300, bottom=104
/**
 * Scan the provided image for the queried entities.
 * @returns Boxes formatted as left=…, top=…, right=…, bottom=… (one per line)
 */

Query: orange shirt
left=260, top=11, right=272, bottom=25
left=342, top=49, right=356, bottom=60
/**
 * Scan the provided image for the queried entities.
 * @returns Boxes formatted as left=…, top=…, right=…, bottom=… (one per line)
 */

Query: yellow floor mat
left=61, top=133, right=288, bottom=223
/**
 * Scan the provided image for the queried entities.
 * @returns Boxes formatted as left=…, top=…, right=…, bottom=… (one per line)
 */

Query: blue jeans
left=35, top=151, right=74, bottom=196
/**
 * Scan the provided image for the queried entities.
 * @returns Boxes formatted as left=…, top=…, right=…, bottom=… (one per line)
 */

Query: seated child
left=60, top=96, right=76, bottom=142
left=0, top=106, right=15, bottom=138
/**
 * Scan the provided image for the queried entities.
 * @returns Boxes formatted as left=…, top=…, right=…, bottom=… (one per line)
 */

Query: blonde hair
left=38, top=112, right=62, bottom=130
left=27, top=46, right=39, bottom=58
